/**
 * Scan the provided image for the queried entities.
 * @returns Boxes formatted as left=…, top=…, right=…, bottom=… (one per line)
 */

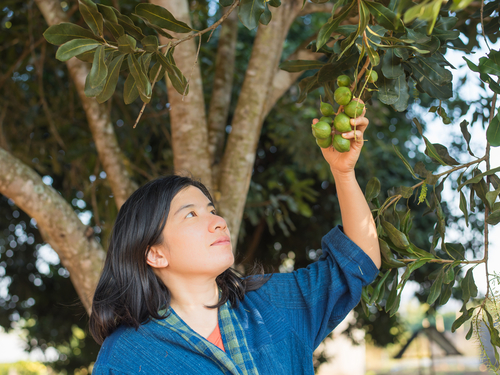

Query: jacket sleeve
left=256, top=225, right=379, bottom=350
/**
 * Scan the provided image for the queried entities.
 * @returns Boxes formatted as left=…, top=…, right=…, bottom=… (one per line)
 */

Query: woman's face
left=159, top=185, right=234, bottom=278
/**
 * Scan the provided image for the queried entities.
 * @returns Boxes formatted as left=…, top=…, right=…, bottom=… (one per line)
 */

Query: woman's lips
left=211, top=237, right=230, bottom=246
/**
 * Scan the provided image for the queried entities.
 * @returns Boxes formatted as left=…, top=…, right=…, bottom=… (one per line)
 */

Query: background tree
left=1, top=0, right=499, bottom=373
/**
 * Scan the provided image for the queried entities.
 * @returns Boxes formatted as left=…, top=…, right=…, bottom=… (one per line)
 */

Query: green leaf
left=118, top=34, right=136, bottom=54
left=238, top=0, right=266, bottom=30
left=268, top=0, right=281, bottom=6
left=444, top=265, right=455, bottom=284
left=463, top=57, right=480, bottom=72
left=416, top=57, right=453, bottom=86
left=382, top=220, right=410, bottom=249
left=123, top=73, right=139, bottom=104
left=149, top=61, right=165, bottom=82
left=135, top=3, right=193, bottom=33
left=378, top=75, right=398, bottom=105
left=393, top=146, right=419, bottom=179
left=96, top=54, right=125, bottom=103
left=297, top=74, right=319, bottom=103
left=156, top=53, right=189, bottom=95
left=460, top=120, right=476, bottom=156
left=219, top=0, right=234, bottom=6
left=483, top=310, right=500, bottom=347
left=427, top=269, right=444, bottom=305
left=410, top=62, right=452, bottom=100
left=382, top=49, right=404, bottom=79
left=87, top=45, right=108, bottom=91
left=365, top=177, right=381, bottom=201
left=486, top=185, right=500, bottom=208
left=364, top=1, right=403, bottom=31
left=316, top=0, right=356, bottom=50
left=425, top=143, right=459, bottom=165
left=79, top=0, right=104, bottom=37
left=379, top=239, right=406, bottom=268
left=279, top=60, right=326, bottom=72
left=439, top=282, right=453, bottom=305
left=339, top=1, right=369, bottom=58
left=487, top=209, right=500, bottom=225
left=127, top=53, right=152, bottom=103
left=479, top=56, right=500, bottom=76
left=459, top=191, right=469, bottom=227
left=487, top=113, right=500, bottom=147
left=43, top=23, right=100, bottom=45
left=451, top=305, right=475, bottom=332
left=366, top=43, right=380, bottom=67
left=386, top=271, right=400, bottom=314
left=132, top=13, right=174, bottom=39
left=141, top=36, right=159, bottom=53
left=461, top=268, right=478, bottom=303
left=115, top=13, right=145, bottom=40
left=97, top=4, right=118, bottom=23
left=55, top=39, right=101, bottom=62
left=392, top=74, right=410, bottom=112
left=259, top=4, right=272, bottom=25
left=465, top=323, right=474, bottom=340
left=369, top=270, right=392, bottom=304
left=458, top=167, right=500, bottom=190
left=104, top=20, right=125, bottom=40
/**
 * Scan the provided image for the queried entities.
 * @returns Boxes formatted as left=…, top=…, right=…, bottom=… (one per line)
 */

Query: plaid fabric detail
left=219, top=299, right=259, bottom=375
left=156, top=297, right=259, bottom=375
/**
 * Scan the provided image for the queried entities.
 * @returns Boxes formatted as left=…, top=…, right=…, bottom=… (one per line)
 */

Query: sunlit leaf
left=135, top=3, right=193, bottom=33
left=55, top=39, right=101, bottom=62
left=79, top=0, right=104, bottom=36
left=44, top=23, right=100, bottom=45
left=487, top=113, right=500, bottom=147
left=96, top=54, right=125, bottom=103
left=238, top=0, right=266, bottom=30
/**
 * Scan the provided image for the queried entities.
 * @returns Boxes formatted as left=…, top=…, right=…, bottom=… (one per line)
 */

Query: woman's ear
left=146, top=246, right=169, bottom=269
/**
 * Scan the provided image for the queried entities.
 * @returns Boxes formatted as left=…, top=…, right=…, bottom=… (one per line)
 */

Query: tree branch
left=207, top=9, right=239, bottom=168
left=151, top=0, right=213, bottom=189
left=299, top=2, right=334, bottom=16
left=35, top=0, right=138, bottom=209
left=0, top=148, right=105, bottom=314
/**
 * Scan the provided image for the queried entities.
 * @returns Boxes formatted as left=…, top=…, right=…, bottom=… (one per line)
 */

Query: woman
left=90, top=110, right=381, bottom=374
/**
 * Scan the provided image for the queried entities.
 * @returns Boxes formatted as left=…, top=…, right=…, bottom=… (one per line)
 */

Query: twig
left=377, top=156, right=487, bottom=217
left=350, top=57, right=370, bottom=93
left=480, top=0, right=491, bottom=51
left=133, top=43, right=172, bottom=128
left=167, top=0, right=240, bottom=48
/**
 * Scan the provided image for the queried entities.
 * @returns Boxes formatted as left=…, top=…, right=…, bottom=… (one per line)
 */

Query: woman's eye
left=186, top=211, right=196, bottom=218
left=211, top=210, right=217, bottom=215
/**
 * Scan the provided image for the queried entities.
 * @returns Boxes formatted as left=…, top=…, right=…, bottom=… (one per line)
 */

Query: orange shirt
left=206, top=321, right=225, bottom=352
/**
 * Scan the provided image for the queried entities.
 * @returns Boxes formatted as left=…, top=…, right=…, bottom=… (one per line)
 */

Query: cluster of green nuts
left=312, top=72, right=376, bottom=152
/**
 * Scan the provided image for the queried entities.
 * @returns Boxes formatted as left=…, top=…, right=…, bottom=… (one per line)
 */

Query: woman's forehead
left=171, top=186, right=211, bottom=207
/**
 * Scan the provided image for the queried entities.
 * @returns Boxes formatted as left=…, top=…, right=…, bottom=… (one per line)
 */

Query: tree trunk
left=35, top=0, right=137, bottom=209
left=218, top=1, right=303, bottom=248
left=0, top=148, right=105, bottom=314
left=151, top=0, right=213, bottom=190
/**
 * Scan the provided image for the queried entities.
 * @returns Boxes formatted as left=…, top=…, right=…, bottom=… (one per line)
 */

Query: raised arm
left=313, top=102, right=381, bottom=268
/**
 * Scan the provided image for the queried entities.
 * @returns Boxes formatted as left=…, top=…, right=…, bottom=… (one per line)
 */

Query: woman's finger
left=349, top=116, right=369, bottom=132
left=341, top=130, right=364, bottom=141
left=312, top=118, right=319, bottom=124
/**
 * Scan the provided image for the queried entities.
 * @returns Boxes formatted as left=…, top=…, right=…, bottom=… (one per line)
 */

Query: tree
left=1, top=0, right=500, bottom=372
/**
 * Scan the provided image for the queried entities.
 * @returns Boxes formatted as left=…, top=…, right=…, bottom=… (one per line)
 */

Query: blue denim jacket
left=92, top=226, right=379, bottom=374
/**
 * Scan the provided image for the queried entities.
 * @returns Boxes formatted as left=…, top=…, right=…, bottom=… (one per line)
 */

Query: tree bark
left=35, top=0, right=137, bottom=209
left=152, top=0, right=213, bottom=190
left=218, top=1, right=303, bottom=248
left=207, top=9, right=239, bottom=167
left=0, top=148, right=105, bottom=314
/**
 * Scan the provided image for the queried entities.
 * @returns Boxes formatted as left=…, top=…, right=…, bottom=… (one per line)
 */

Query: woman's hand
left=314, top=99, right=369, bottom=177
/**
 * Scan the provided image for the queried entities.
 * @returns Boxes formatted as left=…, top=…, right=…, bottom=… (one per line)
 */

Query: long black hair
left=89, top=175, right=271, bottom=345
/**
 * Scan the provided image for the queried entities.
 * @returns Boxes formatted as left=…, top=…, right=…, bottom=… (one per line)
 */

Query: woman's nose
left=209, top=214, right=227, bottom=232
